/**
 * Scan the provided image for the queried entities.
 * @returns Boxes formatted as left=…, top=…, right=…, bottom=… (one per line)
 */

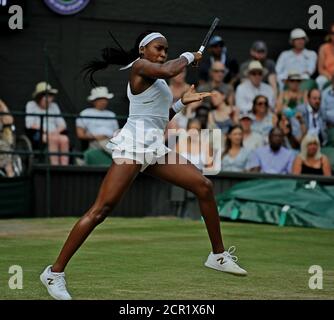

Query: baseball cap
left=290, top=28, right=309, bottom=42
left=251, top=40, right=267, bottom=52
left=239, top=111, right=254, bottom=121
left=209, top=35, right=224, bottom=47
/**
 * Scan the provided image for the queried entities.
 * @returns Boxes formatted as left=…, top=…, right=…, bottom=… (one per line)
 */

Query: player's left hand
left=181, top=85, right=211, bottom=105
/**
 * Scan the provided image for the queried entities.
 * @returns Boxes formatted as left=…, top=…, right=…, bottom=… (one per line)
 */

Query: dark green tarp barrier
left=216, top=179, right=334, bottom=229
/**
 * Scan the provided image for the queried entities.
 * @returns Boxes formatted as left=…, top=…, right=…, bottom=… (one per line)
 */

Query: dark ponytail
left=82, top=30, right=158, bottom=87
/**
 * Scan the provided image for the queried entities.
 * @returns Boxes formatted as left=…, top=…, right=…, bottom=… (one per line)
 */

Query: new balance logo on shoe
left=217, top=258, right=227, bottom=265
left=47, top=278, right=54, bottom=285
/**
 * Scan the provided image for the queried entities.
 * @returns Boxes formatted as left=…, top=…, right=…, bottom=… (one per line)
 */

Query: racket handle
left=198, top=45, right=205, bottom=54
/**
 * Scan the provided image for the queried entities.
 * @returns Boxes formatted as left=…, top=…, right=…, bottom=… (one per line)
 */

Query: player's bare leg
left=40, top=161, right=142, bottom=299
left=145, top=152, right=247, bottom=276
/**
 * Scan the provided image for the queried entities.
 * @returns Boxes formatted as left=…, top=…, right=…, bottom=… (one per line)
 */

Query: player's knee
left=196, top=177, right=214, bottom=199
left=89, top=204, right=112, bottom=224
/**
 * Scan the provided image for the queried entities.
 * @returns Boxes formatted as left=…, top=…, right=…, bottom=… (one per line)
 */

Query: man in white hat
left=76, top=87, right=119, bottom=152
left=276, top=28, right=317, bottom=90
left=235, top=61, right=275, bottom=113
left=239, top=41, right=278, bottom=97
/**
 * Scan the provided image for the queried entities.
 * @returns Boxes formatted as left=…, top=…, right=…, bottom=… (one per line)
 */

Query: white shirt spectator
left=25, top=100, right=66, bottom=133
left=76, top=108, right=119, bottom=138
left=276, top=49, right=317, bottom=85
left=243, top=132, right=265, bottom=150
left=221, top=147, right=250, bottom=172
left=235, top=80, right=275, bottom=113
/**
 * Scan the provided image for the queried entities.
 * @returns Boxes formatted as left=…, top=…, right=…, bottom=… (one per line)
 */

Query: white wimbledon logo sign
left=43, top=0, right=90, bottom=15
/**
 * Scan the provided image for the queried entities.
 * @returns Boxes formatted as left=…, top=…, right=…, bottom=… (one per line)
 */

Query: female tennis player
left=40, top=31, right=247, bottom=300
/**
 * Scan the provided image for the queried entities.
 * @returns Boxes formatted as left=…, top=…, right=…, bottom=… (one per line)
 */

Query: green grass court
left=0, top=217, right=333, bottom=300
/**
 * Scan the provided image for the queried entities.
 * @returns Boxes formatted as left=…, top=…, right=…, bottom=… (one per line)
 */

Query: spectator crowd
left=169, top=26, right=334, bottom=177
left=1, top=25, right=334, bottom=177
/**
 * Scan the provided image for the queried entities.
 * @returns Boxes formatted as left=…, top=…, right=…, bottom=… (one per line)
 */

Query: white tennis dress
left=106, top=78, right=173, bottom=171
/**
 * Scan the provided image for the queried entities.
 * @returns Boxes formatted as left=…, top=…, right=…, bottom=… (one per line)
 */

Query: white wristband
left=172, top=99, right=186, bottom=113
left=180, top=52, right=195, bottom=65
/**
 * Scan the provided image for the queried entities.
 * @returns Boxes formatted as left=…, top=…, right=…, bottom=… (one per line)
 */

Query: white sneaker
left=40, top=265, right=72, bottom=300
left=205, top=246, right=248, bottom=276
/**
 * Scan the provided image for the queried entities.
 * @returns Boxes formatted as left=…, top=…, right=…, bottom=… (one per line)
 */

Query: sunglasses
left=212, top=69, right=225, bottom=73
left=250, top=71, right=263, bottom=76
left=256, top=101, right=268, bottom=106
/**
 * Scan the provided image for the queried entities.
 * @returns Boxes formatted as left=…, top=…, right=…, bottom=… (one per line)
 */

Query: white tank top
left=127, top=79, right=172, bottom=119
left=108, top=79, right=173, bottom=153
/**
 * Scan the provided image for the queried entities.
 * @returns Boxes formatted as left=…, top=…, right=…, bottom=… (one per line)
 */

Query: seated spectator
left=238, top=111, right=264, bottom=151
left=239, top=40, right=278, bottom=96
left=296, top=89, right=328, bottom=146
left=169, top=69, right=191, bottom=103
left=251, top=95, right=277, bottom=140
left=321, top=75, right=334, bottom=127
left=0, top=99, right=15, bottom=177
left=236, top=61, right=275, bottom=113
left=197, top=61, right=234, bottom=106
left=246, top=127, right=295, bottom=174
left=276, top=28, right=317, bottom=91
left=195, top=105, right=215, bottom=153
left=195, top=105, right=210, bottom=129
left=175, top=118, right=211, bottom=171
left=276, top=72, right=307, bottom=115
left=76, top=87, right=119, bottom=151
left=316, top=23, right=334, bottom=90
left=292, top=134, right=331, bottom=176
left=221, top=125, right=250, bottom=172
left=168, top=101, right=198, bottom=131
left=166, top=70, right=193, bottom=149
left=166, top=101, right=200, bottom=151
left=277, top=113, right=304, bottom=151
left=207, top=89, right=238, bottom=134
left=25, top=82, right=69, bottom=165
left=198, top=35, right=239, bottom=87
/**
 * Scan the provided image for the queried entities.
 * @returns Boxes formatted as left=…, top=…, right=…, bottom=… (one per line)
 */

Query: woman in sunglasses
left=251, top=95, right=277, bottom=143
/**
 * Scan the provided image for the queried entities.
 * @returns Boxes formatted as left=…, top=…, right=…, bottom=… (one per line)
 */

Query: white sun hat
left=32, top=82, right=58, bottom=98
left=88, top=87, right=114, bottom=102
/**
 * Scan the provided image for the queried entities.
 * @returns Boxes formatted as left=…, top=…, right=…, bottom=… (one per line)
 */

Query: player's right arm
left=133, top=52, right=202, bottom=79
